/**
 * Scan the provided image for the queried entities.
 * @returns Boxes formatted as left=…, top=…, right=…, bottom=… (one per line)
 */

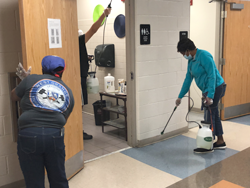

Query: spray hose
left=94, top=1, right=112, bottom=77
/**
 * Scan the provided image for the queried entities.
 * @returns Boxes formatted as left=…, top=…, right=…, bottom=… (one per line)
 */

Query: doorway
left=77, top=0, right=130, bottom=161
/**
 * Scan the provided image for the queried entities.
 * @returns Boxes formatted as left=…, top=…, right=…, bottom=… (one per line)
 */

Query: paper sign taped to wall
left=48, top=19, right=62, bottom=49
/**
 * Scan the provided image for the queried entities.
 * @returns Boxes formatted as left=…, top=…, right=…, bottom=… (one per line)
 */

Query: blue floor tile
left=227, top=115, right=250, bottom=126
left=121, top=135, right=238, bottom=179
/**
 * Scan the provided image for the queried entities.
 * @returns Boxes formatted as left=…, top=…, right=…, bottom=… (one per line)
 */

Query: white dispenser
left=87, top=72, right=99, bottom=94
left=196, top=122, right=213, bottom=150
left=104, top=73, right=115, bottom=93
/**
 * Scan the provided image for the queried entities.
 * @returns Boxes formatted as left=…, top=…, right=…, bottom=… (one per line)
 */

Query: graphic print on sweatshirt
left=30, top=79, right=70, bottom=113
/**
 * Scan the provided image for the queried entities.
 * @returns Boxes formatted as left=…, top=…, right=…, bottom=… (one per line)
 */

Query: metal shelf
left=103, top=119, right=126, bottom=129
left=103, top=106, right=125, bottom=115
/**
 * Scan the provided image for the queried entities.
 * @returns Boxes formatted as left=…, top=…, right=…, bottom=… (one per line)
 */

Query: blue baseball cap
left=42, top=55, right=65, bottom=77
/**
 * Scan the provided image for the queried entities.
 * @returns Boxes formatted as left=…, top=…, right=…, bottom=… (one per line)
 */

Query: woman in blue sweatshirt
left=176, top=38, right=227, bottom=150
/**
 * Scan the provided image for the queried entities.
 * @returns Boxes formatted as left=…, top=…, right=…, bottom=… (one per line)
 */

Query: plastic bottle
left=87, top=73, right=99, bottom=94
left=124, top=81, right=127, bottom=94
left=104, top=73, right=115, bottom=93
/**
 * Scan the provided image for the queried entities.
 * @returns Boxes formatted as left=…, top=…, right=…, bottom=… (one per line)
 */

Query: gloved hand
left=16, top=62, right=32, bottom=80
left=175, top=98, right=182, bottom=106
left=104, top=8, right=111, bottom=17
left=204, top=97, right=213, bottom=106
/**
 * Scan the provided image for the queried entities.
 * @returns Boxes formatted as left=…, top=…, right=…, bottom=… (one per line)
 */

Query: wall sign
left=48, top=19, right=62, bottom=49
left=140, top=24, right=150, bottom=45
left=179, top=31, right=188, bottom=41
left=190, top=0, right=193, bottom=6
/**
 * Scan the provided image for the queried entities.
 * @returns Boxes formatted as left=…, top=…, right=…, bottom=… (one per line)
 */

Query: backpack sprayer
left=160, top=96, right=214, bottom=154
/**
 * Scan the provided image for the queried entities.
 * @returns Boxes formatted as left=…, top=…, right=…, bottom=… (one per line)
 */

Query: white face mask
left=184, top=51, right=192, bottom=60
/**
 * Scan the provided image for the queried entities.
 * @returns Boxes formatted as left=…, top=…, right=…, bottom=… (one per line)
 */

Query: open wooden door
left=221, top=0, right=250, bottom=120
left=18, top=0, right=84, bottom=179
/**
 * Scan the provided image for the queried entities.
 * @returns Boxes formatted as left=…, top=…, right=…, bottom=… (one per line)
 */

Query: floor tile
left=89, top=140, right=112, bottom=149
left=183, top=121, right=250, bottom=151
left=91, top=149, right=111, bottom=157
left=82, top=112, right=129, bottom=161
left=228, top=114, right=250, bottom=126
left=104, top=146, right=121, bottom=153
left=69, top=153, right=181, bottom=188
left=84, top=143, right=101, bottom=153
left=121, top=135, right=238, bottom=179
left=107, top=138, right=124, bottom=145
left=210, top=180, right=244, bottom=188
left=115, top=142, right=129, bottom=149
left=84, top=152, right=97, bottom=161
left=168, top=147, right=250, bottom=188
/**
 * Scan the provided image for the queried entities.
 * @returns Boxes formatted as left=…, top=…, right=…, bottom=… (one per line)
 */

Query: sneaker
left=194, top=148, right=214, bottom=154
left=83, top=132, right=93, bottom=140
left=213, top=142, right=226, bottom=150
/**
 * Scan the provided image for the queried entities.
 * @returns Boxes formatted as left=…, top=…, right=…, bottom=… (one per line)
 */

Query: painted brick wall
left=135, top=0, right=190, bottom=140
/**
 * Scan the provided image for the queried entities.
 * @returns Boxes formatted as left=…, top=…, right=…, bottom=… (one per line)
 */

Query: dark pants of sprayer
left=203, top=83, right=226, bottom=137
left=17, top=127, right=68, bottom=188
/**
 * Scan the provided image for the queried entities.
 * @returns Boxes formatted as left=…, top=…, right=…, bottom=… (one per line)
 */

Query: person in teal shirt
left=176, top=38, right=227, bottom=151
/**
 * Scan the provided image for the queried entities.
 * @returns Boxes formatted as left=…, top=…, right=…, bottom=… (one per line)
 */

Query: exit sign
left=190, top=0, right=193, bottom=6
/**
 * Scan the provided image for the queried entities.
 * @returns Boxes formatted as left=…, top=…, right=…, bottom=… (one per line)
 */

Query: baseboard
left=137, top=127, right=189, bottom=148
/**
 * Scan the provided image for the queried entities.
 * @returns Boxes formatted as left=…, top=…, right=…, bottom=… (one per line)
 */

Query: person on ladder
left=79, top=7, right=111, bottom=140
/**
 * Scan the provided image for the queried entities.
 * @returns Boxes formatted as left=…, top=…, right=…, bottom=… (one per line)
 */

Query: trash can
left=92, top=100, right=110, bottom=126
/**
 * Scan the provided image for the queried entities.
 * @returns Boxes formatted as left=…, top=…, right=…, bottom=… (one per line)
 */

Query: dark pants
left=17, top=127, right=68, bottom=188
left=81, top=76, right=88, bottom=105
left=203, top=83, right=226, bottom=137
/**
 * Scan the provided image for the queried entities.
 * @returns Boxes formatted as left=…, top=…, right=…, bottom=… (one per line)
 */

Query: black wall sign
left=179, top=31, right=188, bottom=40
left=140, top=24, right=150, bottom=45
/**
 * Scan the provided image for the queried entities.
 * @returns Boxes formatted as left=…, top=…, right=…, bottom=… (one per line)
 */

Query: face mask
left=184, top=54, right=192, bottom=60
left=184, top=51, right=192, bottom=60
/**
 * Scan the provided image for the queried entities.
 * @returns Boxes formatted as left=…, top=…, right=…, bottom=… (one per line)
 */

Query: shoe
left=83, top=132, right=93, bottom=140
left=213, top=142, right=226, bottom=150
left=194, top=148, right=214, bottom=154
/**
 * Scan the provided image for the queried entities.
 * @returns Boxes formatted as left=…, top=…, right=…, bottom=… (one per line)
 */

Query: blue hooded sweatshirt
left=178, top=49, right=224, bottom=99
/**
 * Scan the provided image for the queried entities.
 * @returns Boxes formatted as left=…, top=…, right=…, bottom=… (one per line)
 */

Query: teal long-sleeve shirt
left=178, top=49, right=224, bottom=99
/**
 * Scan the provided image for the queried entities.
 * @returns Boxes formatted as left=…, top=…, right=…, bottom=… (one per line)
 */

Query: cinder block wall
left=135, top=0, right=190, bottom=140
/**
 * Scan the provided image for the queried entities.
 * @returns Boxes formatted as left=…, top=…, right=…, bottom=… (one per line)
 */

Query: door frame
left=125, top=0, right=137, bottom=147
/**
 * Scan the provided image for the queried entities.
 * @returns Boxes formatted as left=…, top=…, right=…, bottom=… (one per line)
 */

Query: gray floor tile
left=84, top=152, right=97, bottom=161
left=91, top=149, right=110, bottom=157
left=84, top=143, right=101, bottom=153
left=104, top=146, right=121, bottom=153
left=82, top=112, right=128, bottom=161
left=107, top=139, right=124, bottom=145
left=115, top=142, right=129, bottom=149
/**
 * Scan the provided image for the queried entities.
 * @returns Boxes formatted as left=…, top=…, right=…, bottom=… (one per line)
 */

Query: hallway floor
left=74, top=113, right=250, bottom=188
